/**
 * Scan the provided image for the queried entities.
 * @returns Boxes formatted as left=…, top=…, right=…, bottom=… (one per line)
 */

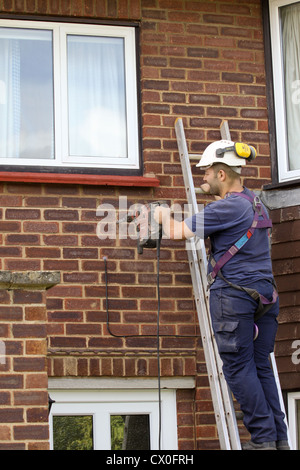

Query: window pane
left=111, top=415, right=150, bottom=450
left=53, top=415, right=93, bottom=450
left=280, top=3, right=300, bottom=171
left=67, top=35, right=127, bottom=159
left=0, top=28, right=54, bottom=160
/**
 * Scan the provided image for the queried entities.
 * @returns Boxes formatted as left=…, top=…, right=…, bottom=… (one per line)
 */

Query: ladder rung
left=188, top=153, right=201, bottom=160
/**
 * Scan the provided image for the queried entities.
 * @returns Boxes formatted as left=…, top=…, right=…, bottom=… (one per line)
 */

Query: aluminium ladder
left=175, top=117, right=291, bottom=450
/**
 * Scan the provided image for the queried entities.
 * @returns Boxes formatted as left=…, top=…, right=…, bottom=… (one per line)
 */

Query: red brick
left=5, top=209, right=40, bottom=220
left=25, top=196, right=59, bottom=207
left=13, top=357, right=46, bottom=372
left=24, top=306, right=47, bottom=321
left=0, top=195, right=22, bottom=206
left=43, top=235, right=78, bottom=246
left=14, top=425, right=49, bottom=441
left=50, top=337, right=86, bottom=348
left=90, top=358, right=100, bottom=376
left=0, top=221, right=21, bottom=232
left=6, top=234, right=39, bottom=244
left=63, top=248, right=98, bottom=259
left=14, top=391, right=48, bottom=406
left=0, top=375, right=23, bottom=389
left=44, top=209, right=78, bottom=220
left=62, top=224, right=96, bottom=234
left=0, top=409, right=23, bottom=423
left=25, top=247, right=60, bottom=258
left=25, top=373, right=48, bottom=389
left=23, top=221, right=59, bottom=233
left=88, top=337, right=123, bottom=348
left=26, top=407, right=48, bottom=423
left=13, top=291, right=44, bottom=305
left=0, top=425, right=11, bottom=440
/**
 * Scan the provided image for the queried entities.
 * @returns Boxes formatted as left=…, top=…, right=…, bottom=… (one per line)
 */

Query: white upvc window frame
left=49, top=389, right=178, bottom=451
left=269, top=0, right=300, bottom=183
left=0, top=19, right=140, bottom=172
left=288, top=391, right=300, bottom=450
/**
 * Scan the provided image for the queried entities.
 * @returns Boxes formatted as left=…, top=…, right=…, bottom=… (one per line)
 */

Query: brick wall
left=0, top=0, right=273, bottom=450
left=140, top=0, right=270, bottom=192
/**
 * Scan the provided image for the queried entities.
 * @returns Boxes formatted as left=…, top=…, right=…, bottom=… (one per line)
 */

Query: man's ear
left=217, top=169, right=226, bottom=181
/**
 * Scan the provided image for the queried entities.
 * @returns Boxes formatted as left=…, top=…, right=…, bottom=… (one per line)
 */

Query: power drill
left=118, top=201, right=165, bottom=254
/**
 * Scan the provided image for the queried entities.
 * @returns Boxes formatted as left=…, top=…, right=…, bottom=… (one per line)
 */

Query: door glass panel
left=52, top=415, right=93, bottom=450
left=110, top=415, right=150, bottom=450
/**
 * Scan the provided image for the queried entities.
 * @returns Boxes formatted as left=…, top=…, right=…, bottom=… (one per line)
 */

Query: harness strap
left=216, top=269, right=278, bottom=322
left=206, top=190, right=278, bottom=320
left=207, top=191, right=272, bottom=287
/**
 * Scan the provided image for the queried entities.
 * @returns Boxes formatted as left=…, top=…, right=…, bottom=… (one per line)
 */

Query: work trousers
left=210, top=280, right=288, bottom=443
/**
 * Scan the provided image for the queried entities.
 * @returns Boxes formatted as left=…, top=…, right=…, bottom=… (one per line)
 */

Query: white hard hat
left=196, top=140, right=247, bottom=174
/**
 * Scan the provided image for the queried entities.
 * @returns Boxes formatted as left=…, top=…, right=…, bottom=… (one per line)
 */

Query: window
left=269, top=0, right=300, bottom=183
left=49, top=389, right=178, bottom=450
left=288, top=391, right=300, bottom=449
left=0, top=20, right=140, bottom=174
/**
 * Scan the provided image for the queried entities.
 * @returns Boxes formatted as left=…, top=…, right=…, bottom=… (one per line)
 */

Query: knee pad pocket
left=213, top=321, right=240, bottom=353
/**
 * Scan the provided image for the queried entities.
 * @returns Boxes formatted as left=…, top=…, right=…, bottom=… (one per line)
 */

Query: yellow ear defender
left=216, top=142, right=257, bottom=161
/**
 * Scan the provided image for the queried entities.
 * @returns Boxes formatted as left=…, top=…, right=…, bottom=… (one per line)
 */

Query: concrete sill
left=0, top=271, right=61, bottom=290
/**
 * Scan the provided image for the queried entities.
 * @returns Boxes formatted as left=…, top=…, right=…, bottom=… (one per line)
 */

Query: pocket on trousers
left=213, top=321, right=240, bottom=353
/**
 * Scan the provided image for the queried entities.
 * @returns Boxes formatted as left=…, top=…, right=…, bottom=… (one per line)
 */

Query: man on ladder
left=154, top=138, right=289, bottom=450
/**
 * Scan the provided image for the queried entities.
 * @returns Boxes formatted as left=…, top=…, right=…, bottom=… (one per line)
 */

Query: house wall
left=0, top=0, right=297, bottom=451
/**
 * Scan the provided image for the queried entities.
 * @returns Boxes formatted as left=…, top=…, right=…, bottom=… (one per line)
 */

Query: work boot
left=242, top=440, right=277, bottom=450
left=276, top=440, right=290, bottom=450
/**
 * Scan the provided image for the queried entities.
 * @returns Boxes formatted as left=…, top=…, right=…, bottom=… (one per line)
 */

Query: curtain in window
left=0, top=38, right=21, bottom=158
left=67, top=36, right=127, bottom=159
left=0, top=28, right=54, bottom=160
left=281, top=3, right=300, bottom=171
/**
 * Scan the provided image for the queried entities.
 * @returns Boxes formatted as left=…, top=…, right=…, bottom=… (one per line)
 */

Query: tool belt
left=207, top=191, right=278, bottom=322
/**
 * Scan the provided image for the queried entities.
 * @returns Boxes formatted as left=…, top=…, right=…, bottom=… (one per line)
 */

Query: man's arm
left=154, top=206, right=195, bottom=241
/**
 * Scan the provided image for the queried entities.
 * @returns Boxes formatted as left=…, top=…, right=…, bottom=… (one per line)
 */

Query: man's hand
left=200, top=183, right=221, bottom=200
left=200, top=183, right=211, bottom=194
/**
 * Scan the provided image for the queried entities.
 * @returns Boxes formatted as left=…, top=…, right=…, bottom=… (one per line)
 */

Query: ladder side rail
left=270, top=352, right=293, bottom=449
left=186, top=240, right=231, bottom=450
left=174, top=119, right=207, bottom=269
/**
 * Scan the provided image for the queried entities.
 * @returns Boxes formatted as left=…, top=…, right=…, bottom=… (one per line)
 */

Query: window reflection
left=53, top=415, right=93, bottom=450
left=111, top=415, right=150, bottom=450
left=0, top=28, right=54, bottom=160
